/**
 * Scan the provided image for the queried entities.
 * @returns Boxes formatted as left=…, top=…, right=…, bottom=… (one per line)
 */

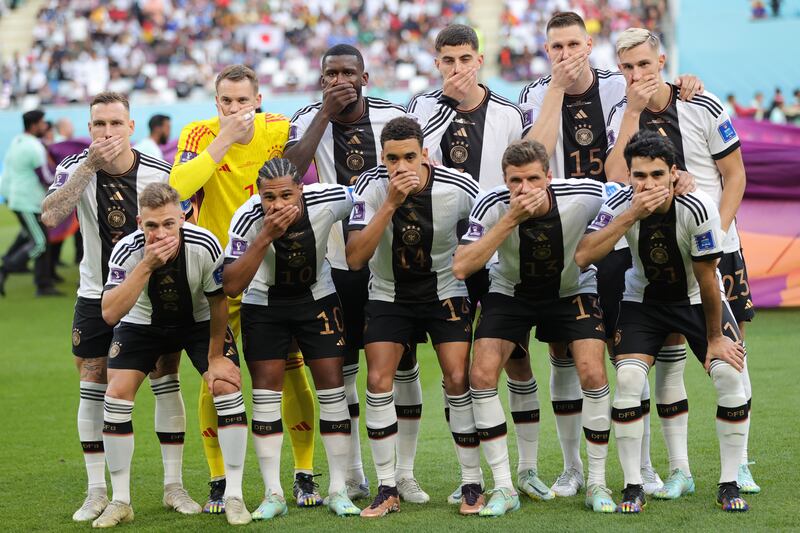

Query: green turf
left=1, top=204, right=797, bottom=532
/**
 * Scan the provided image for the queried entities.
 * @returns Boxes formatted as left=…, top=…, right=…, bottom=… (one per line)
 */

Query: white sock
left=394, top=364, right=422, bottom=481
left=472, top=388, right=513, bottom=491
left=710, top=360, right=749, bottom=484
left=612, top=359, right=649, bottom=486
left=550, top=355, right=583, bottom=472
left=343, top=364, right=365, bottom=482
left=365, top=390, right=397, bottom=487
left=213, top=391, right=247, bottom=499
left=252, top=389, right=283, bottom=497
left=151, top=374, right=185, bottom=487
left=582, top=384, right=611, bottom=487
left=102, top=397, right=134, bottom=505
left=446, top=391, right=482, bottom=484
left=79, top=381, right=107, bottom=492
left=655, top=346, right=690, bottom=476
left=740, top=352, right=752, bottom=465
left=318, top=387, right=351, bottom=495
left=507, top=377, right=540, bottom=474
left=640, top=379, right=653, bottom=471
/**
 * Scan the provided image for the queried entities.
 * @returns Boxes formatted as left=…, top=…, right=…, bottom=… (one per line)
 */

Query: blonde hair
left=89, top=91, right=130, bottom=112
left=616, top=28, right=660, bottom=56
left=138, top=183, right=181, bottom=210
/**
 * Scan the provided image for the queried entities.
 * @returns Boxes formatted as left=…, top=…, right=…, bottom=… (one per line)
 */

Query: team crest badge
left=108, top=209, right=126, bottom=228
left=575, top=127, right=594, bottom=146
left=450, top=143, right=469, bottom=164
left=72, top=328, right=81, bottom=347
left=650, top=247, right=669, bottom=264
left=109, top=342, right=122, bottom=358
left=401, top=225, right=422, bottom=245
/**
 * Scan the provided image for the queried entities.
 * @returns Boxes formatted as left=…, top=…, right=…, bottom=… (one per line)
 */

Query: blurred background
left=0, top=0, right=798, bottom=306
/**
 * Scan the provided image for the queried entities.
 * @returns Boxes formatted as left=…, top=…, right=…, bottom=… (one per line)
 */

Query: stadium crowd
left=1, top=0, right=468, bottom=108
left=498, top=0, right=667, bottom=81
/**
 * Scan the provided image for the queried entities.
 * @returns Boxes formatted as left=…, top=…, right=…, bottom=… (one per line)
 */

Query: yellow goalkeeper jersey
left=170, top=112, right=289, bottom=247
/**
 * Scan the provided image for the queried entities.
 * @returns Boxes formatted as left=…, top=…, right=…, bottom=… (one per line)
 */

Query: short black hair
left=257, top=158, right=302, bottom=187
left=322, top=44, right=364, bottom=71
left=380, top=117, right=423, bottom=148
left=148, top=114, right=170, bottom=132
left=624, top=130, right=677, bottom=170
left=23, top=109, right=45, bottom=131
left=435, top=24, right=479, bottom=51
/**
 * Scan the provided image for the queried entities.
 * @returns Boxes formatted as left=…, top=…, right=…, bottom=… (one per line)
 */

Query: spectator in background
left=751, top=91, right=766, bottom=120
left=134, top=113, right=170, bottom=159
left=54, top=117, right=75, bottom=141
left=785, top=89, right=800, bottom=124
left=725, top=94, right=757, bottom=119
left=0, top=109, right=61, bottom=297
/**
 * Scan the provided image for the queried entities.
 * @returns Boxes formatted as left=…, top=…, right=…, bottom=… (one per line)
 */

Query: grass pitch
left=0, top=205, right=797, bottom=532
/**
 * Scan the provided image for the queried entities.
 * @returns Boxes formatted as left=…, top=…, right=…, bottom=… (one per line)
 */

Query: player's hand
left=86, top=136, right=125, bottom=171
left=442, top=68, right=476, bottom=104
left=218, top=105, right=256, bottom=144
left=550, top=50, right=589, bottom=90
left=675, top=74, right=704, bottom=101
left=320, top=79, right=359, bottom=117
left=508, top=188, right=548, bottom=224
left=386, top=170, right=420, bottom=208
left=630, top=181, right=669, bottom=220
left=626, top=75, right=660, bottom=113
left=262, top=205, right=298, bottom=241
left=142, top=232, right=180, bottom=271
left=704, top=336, right=745, bottom=373
left=205, top=357, right=241, bottom=392
left=674, top=170, right=697, bottom=196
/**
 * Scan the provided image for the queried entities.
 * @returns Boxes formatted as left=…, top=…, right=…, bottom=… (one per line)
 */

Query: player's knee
left=469, top=361, right=497, bottom=390
left=366, top=368, right=393, bottom=393
left=615, top=361, right=647, bottom=395
left=709, top=361, right=745, bottom=398
left=212, top=379, right=240, bottom=396
left=442, top=367, right=468, bottom=393
left=578, top=365, right=607, bottom=390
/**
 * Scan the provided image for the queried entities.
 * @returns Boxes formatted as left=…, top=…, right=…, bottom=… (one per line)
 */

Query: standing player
left=407, top=23, right=549, bottom=504
left=41, top=92, right=189, bottom=522
left=222, top=159, right=361, bottom=519
left=576, top=130, right=749, bottom=513
left=284, top=44, right=412, bottom=501
left=345, top=117, right=483, bottom=518
left=170, top=65, right=319, bottom=510
left=604, top=28, right=757, bottom=496
left=454, top=139, right=615, bottom=516
left=95, top=183, right=250, bottom=527
left=518, top=11, right=702, bottom=497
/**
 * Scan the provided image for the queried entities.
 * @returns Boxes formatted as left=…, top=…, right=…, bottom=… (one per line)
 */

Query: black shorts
left=474, top=292, right=606, bottom=347
left=718, top=249, right=755, bottom=323
left=596, top=248, right=632, bottom=338
left=465, top=268, right=490, bottom=320
left=107, top=321, right=239, bottom=374
left=241, top=293, right=346, bottom=361
left=614, top=300, right=742, bottom=364
left=363, top=297, right=472, bottom=346
left=72, top=297, right=114, bottom=358
left=331, top=267, right=369, bottom=351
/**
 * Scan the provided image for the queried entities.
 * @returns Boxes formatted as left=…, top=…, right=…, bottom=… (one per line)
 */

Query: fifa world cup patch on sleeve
left=213, top=266, right=223, bottom=285
left=523, top=107, right=534, bottom=128
left=54, top=172, right=69, bottom=187
left=351, top=201, right=366, bottom=222
left=231, top=238, right=248, bottom=257
left=288, top=125, right=298, bottom=141
left=110, top=268, right=126, bottom=283
left=466, top=222, right=484, bottom=239
left=592, top=212, right=614, bottom=229
left=718, top=120, right=737, bottom=143
left=694, top=230, right=716, bottom=251
left=607, top=129, right=616, bottom=146
left=179, top=151, right=198, bottom=163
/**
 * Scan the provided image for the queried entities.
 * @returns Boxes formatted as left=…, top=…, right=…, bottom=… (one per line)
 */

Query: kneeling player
left=97, top=183, right=250, bottom=527
left=576, top=130, right=749, bottom=513
left=346, top=117, right=483, bottom=518
left=454, top=139, right=615, bottom=516
left=222, top=158, right=361, bottom=519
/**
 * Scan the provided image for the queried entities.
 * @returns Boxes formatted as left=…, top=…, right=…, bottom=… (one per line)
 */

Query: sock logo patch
left=511, top=410, right=540, bottom=423
left=156, top=431, right=186, bottom=444
left=656, top=399, right=689, bottom=418
left=583, top=427, right=610, bottom=444
left=641, top=399, right=651, bottom=415
left=476, top=423, right=507, bottom=441
left=252, top=419, right=283, bottom=436
left=103, top=420, right=133, bottom=435
left=716, top=404, right=749, bottom=422
left=451, top=431, right=480, bottom=448
left=395, top=404, right=422, bottom=419
left=367, top=422, right=398, bottom=439
left=552, top=399, right=583, bottom=415
left=611, top=405, right=643, bottom=423
left=81, top=441, right=104, bottom=453
left=218, top=413, right=247, bottom=427
left=319, top=419, right=352, bottom=434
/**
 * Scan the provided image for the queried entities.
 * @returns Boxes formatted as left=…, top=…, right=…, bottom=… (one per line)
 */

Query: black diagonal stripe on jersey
left=675, top=196, right=703, bottom=227
left=639, top=84, right=687, bottom=170
left=441, top=91, right=488, bottom=180
left=184, top=226, right=222, bottom=255
left=148, top=230, right=195, bottom=326
left=607, top=188, right=633, bottom=209
left=473, top=190, right=510, bottom=220
left=268, top=203, right=316, bottom=304
left=677, top=193, right=709, bottom=224
left=561, top=70, right=611, bottom=182
left=232, top=204, right=264, bottom=236
left=435, top=173, right=481, bottom=199
left=184, top=233, right=221, bottom=262
left=689, top=94, right=723, bottom=117
left=354, top=166, right=386, bottom=196
left=110, top=233, right=145, bottom=266
left=137, top=152, right=172, bottom=174
left=422, top=104, right=456, bottom=139
left=96, top=154, right=141, bottom=286
left=304, top=190, right=347, bottom=207
left=289, top=102, right=322, bottom=123
left=514, top=190, right=564, bottom=301
left=606, top=97, right=628, bottom=127
left=639, top=201, right=689, bottom=304
left=391, top=177, right=436, bottom=303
